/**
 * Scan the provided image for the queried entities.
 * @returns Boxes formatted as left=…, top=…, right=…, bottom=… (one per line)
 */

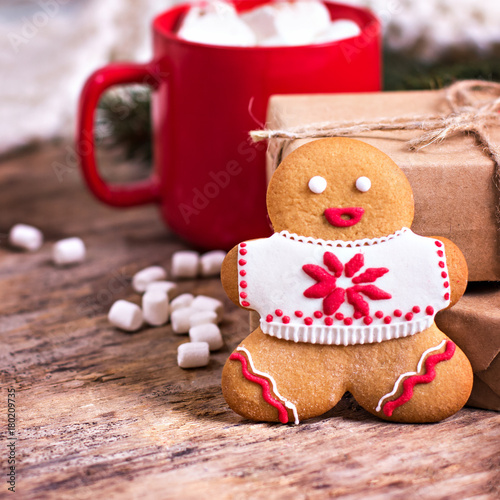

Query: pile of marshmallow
left=107, top=250, right=227, bottom=369
left=8, top=223, right=86, bottom=266
left=178, top=0, right=361, bottom=47
left=7, top=222, right=228, bottom=370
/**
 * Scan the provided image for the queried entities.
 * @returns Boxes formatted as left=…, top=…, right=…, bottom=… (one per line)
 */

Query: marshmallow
left=8, top=223, right=43, bottom=251
left=108, top=300, right=143, bottom=332
left=314, top=20, right=361, bottom=44
left=274, top=1, right=331, bottom=45
left=178, top=2, right=256, bottom=47
left=145, top=280, right=178, bottom=297
left=178, top=0, right=361, bottom=48
left=171, top=251, right=200, bottom=279
left=52, top=237, right=86, bottom=266
left=244, top=1, right=331, bottom=47
left=142, top=290, right=169, bottom=326
left=177, top=342, right=210, bottom=369
left=259, top=35, right=289, bottom=46
left=241, top=5, right=279, bottom=43
left=189, top=324, right=223, bottom=351
left=200, top=250, right=226, bottom=277
left=170, top=293, right=194, bottom=312
left=191, top=295, right=224, bottom=320
left=171, top=306, right=195, bottom=334
left=132, top=266, right=166, bottom=292
left=178, top=2, right=255, bottom=47
left=190, top=310, right=218, bottom=328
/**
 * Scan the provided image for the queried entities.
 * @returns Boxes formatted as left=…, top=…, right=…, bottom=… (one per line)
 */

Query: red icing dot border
left=259, top=302, right=439, bottom=328
left=238, top=243, right=251, bottom=308
left=434, top=239, right=450, bottom=305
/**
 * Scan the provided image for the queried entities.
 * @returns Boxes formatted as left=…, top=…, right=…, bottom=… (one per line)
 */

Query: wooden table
left=1, top=143, right=498, bottom=499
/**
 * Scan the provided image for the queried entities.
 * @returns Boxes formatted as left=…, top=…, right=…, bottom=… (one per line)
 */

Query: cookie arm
left=221, top=245, right=241, bottom=307
left=431, top=236, right=468, bottom=308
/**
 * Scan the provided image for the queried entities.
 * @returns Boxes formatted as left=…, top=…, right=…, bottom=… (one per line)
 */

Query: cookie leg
left=348, top=323, right=473, bottom=423
left=222, top=328, right=350, bottom=423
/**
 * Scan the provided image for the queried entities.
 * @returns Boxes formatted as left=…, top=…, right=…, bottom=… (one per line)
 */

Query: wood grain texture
left=0, top=143, right=499, bottom=500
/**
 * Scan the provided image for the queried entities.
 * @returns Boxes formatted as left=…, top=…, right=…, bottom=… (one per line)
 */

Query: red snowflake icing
left=302, top=252, right=391, bottom=317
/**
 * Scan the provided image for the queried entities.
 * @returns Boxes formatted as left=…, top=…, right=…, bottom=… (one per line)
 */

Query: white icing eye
left=308, top=176, right=327, bottom=194
left=355, top=176, right=371, bottom=192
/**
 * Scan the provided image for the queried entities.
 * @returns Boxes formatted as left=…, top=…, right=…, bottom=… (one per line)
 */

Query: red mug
left=77, top=0, right=381, bottom=249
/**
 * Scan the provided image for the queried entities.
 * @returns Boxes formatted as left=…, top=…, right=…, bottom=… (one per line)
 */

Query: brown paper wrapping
left=436, top=283, right=500, bottom=411
left=266, top=90, right=500, bottom=281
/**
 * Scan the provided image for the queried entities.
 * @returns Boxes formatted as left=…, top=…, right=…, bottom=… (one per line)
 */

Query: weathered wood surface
left=0, top=142, right=499, bottom=500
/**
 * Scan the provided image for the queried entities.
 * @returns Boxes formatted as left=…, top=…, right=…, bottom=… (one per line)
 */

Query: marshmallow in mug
left=178, top=1, right=256, bottom=46
left=243, top=0, right=331, bottom=45
left=177, top=342, right=210, bottom=369
left=315, top=19, right=361, bottom=44
left=178, top=0, right=360, bottom=47
left=8, top=223, right=44, bottom=252
left=132, top=266, right=167, bottom=293
left=52, top=237, right=86, bottom=266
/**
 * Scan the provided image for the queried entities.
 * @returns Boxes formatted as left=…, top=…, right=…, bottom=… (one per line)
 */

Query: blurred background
left=0, top=0, right=499, bottom=158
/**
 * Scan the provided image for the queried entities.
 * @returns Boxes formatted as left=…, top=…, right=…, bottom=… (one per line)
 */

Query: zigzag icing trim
left=376, top=340, right=447, bottom=412
left=377, top=340, right=456, bottom=417
left=237, top=346, right=299, bottom=425
left=279, top=227, right=409, bottom=248
left=229, top=351, right=289, bottom=423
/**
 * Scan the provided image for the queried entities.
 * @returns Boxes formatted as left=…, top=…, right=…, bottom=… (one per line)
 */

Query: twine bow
left=250, top=80, right=500, bottom=191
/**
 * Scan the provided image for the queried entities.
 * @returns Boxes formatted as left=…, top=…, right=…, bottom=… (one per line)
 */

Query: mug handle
left=77, top=62, right=161, bottom=207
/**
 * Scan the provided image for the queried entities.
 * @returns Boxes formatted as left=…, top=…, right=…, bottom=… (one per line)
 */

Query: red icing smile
left=324, top=207, right=364, bottom=227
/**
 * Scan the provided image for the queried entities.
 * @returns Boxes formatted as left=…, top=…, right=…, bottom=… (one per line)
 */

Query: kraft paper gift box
left=264, top=89, right=500, bottom=281
left=436, top=283, right=500, bottom=411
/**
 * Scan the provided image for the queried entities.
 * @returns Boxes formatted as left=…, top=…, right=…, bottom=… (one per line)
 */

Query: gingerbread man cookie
left=221, top=138, right=472, bottom=424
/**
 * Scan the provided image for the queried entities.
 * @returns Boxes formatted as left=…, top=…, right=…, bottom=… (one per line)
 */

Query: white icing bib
left=237, top=228, right=450, bottom=345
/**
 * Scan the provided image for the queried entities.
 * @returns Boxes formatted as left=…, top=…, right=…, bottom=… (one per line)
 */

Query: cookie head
left=267, top=138, right=415, bottom=240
